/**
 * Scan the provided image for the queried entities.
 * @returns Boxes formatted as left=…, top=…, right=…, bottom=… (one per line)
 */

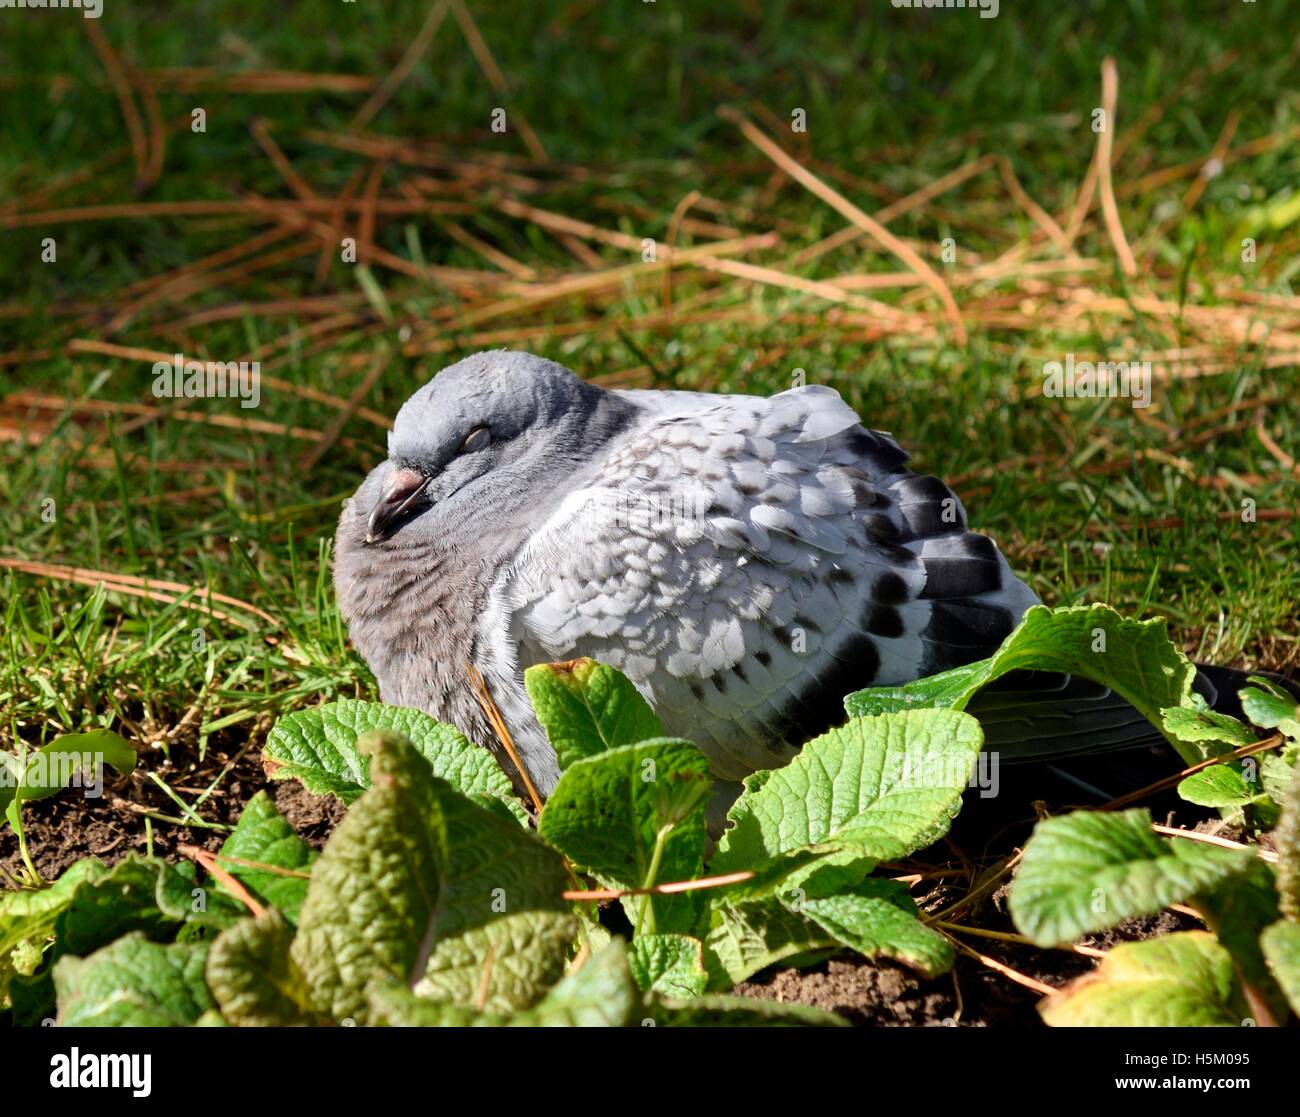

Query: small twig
left=209, top=851, right=313, bottom=879
left=935, top=920, right=1106, bottom=959
left=1102, top=732, right=1284, bottom=810
left=1152, top=823, right=1278, bottom=863
left=448, top=0, right=547, bottom=161
left=84, top=21, right=149, bottom=189
left=299, top=344, right=390, bottom=472
left=927, top=851, right=1023, bottom=924
left=1095, top=57, right=1136, bottom=276
left=350, top=0, right=451, bottom=131
left=718, top=105, right=967, bottom=345
left=178, top=843, right=266, bottom=917
left=562, top=870, right=754, bottom=902
left=945, top=934, right=1058, bottom=997
left=466, top=663, right=544, bottom=815
left=250, top=118, right=320, bottom=202
left=662, top=189, right=702, bottom=318
left=473, top=943, right=498, bottom=1012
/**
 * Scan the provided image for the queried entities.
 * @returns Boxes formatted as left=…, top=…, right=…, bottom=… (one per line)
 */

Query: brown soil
left=0, top=739, right=344, bottom=882
left=737, top=910, right=1198, bottom=1026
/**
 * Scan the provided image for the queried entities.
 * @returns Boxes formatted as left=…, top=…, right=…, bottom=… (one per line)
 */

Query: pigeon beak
left=365, top=466, right=431, bottom=543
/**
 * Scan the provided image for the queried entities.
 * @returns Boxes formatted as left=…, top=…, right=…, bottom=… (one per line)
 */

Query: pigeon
left=335, top=350, right=1300, bottom=808
left=334, top=349, right=1050, bottom=798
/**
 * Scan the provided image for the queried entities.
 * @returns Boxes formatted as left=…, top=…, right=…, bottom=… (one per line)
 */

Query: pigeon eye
left=460, top=426, right=490, bottom=453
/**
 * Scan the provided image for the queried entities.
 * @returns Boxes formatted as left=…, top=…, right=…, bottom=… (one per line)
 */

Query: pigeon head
left=344, top=350, right=636, bottom=547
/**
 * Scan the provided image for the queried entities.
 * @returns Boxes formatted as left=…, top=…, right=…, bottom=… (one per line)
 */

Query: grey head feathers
left=332, top=350, right=638, bottom=785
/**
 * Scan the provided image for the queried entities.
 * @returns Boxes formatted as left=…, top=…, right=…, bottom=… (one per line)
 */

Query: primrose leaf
left=1195, top=861, right=1288, bottom=1023
left=646, top=993, right=847, bottom=1027
left=0, top=728, right=137, bottom=812
left=525, top=658, right=664, bottom=769
left=1260, top=921, right=1300, bottom=1017
left=370, top=939, right=638, bottom=1027
left=844, top=604, right=1209, bottom=764
left=796, top=876, right=955, bottom=979
left=291, top=730, right=574, bottom=1023
left=1041, top=932, right=1248, bottom=1027
left=207, top=908, right=326, bottom=1026
left=53, top=934, right=215, bottom=1027
left=1008, top=809, right=1252, bottom=946
left=711, top=709, right=983, bottom=875
left=0, top=858, right=106, bottom=1004
left=1177, top=765, right=1265, bottom=809
left=1240, top=678, right=1300, bottom=740
left=628, top=934, right=708, bottom=998
left=264, top=698, right=525, bottom=820
left=1162, top=703, right=1256, bottom=749
left=215, top=791, right=317, bottom=923
left=537, top=738, right=712, bottom=935
left=702, top=897, right=839, bottom=988
left=1261, top=750, right=1298, bottom=811
left=1274, top=759, right=1300, bottom=921
left=155, top=860, right=245, bottom=931
left=56, top=854, right=181, bottom=954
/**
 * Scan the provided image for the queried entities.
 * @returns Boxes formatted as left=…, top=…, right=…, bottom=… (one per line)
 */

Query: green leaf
left=215, top=791, right=317, bottom=923
left=207, top=908, right=326, bottom=1026
left=370, top=939, right=638, bottom=1027
left=155, top=859, right=245, bottom=931
left=646, top=993, right=847, bottom=1027
left=797, top=876, right=954, bottom=979
left=844, top=604, right=1209, bottom=764
left=1009, top=809, right=1252, bottom=946
left=291, top=729, right=575, bottom=1023
left=1261, top=749, right=1298, bottom=810
left=1195, top=861, right=1288, bottom=1023
left=1177, top=765, right=1264, bottom=809
left=1240, top=678, right=1300, bottom=740
left=1260, top=921, right=1300, bottom=1017
left=711, top=710, right=983, bottom=874
left=1162, top=703, right=1256, bottom=749
left=702, top=897, right=839, bottom=988
left=538, top=738, right=712, bottom=935
left=264, top=698, right=524, bottom=820
left=56, top=854, right=180, bottom=954
left=1274, top=759, right=1300, bottom=921
left=524, top=658, right=664, bottom=769
left=0, top=858, right=106, bottom=1004
left=1042, top=932, right=1248, bottom=1026
left=628, top=934, right=708, bottom=998
left=0, top=729, right=137, bottom=812
left=53, top=934, right=215, bottom=1027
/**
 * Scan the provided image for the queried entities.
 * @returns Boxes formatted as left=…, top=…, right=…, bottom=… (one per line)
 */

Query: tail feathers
left=968, top=665, right=1298, bottom=766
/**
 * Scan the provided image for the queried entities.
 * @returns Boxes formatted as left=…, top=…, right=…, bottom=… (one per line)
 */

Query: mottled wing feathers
left=500, top=384, right=1037, bottom=780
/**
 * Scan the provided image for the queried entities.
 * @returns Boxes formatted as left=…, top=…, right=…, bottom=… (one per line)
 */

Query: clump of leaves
left=6, top=602, right=1297, bottom=1027
left=1008, top=761, right=1300, bottom=1025
left=526, top=658, right=983, bottom=985
left=846, top=601, right=1300, bottom=1027
left=8, top=724, right=849, bottom=1026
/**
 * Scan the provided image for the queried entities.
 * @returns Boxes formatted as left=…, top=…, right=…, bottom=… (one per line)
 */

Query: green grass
left=1, top=0, right=1298, bottom=773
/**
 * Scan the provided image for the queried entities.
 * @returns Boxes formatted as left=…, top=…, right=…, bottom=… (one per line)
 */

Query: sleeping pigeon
left=333, top=349, right=1042, bottom=798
